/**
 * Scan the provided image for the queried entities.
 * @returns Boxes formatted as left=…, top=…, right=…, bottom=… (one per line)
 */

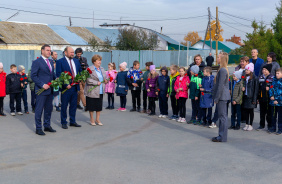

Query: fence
left=0, top=49, right=215, bottom=72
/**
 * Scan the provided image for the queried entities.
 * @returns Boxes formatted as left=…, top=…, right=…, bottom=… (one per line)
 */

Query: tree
left=205, top=20, right=224, bottom=41
left=181, top=31, right=202, bottom=46
left=226, top=35, right=242, bottom=46
left=270, top=0, right=282, bottom=64
left=88, top=36, right=112, bottom=52
left=116, top=28, right=159, bottom=51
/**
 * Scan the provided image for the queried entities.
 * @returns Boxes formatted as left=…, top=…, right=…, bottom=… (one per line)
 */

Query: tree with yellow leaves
left=181, top=31, right=202, bottom=46
left=205, top=20, right=224, bottom=41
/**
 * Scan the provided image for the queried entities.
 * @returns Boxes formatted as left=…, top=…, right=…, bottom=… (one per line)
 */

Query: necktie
left=69, top=58, right=75, bottom=80
left=45, top=59, right=51, bottom=73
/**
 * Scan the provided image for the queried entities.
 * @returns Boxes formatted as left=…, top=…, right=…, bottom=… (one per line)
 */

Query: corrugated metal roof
left=48, top=25, right=87, bottom=45
left=156, top=32, right=184, bottom=46
left=86, top=28, right=119, bottom=46
left=0, top=21, right=68, bottom=44
left=67, top=26, right=104, bottom=44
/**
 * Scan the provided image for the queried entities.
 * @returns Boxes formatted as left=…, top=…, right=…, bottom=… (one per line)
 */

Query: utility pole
left=93, top=11, right=94, bottom=28
left=69, top=17, right=72, bottom=27
left=208, top=7, right=212, bottom=54
left=215, top=6, right=219, bottom=65
left=202, top=7, right=210, bottom=50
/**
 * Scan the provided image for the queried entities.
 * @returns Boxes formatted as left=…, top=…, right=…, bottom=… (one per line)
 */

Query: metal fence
left=0, top=49, right=215, bottom=72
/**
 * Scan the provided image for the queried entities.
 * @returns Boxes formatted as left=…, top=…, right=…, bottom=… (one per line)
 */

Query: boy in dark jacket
left=168, top=65, right=179, bottom=120
left=127, top=60, right=143, bottom=112
left=229, top=70, right=243, bottom=130
left=6, top=64, right=23, bottom=116
left=257, top=64, right=274, bottom=131
left=18, top=65, right=29, bottom=114
left=157, top=66, right=170, bottom=118
left=141, top=61, right=153, bottom=113
left=115, top=62, right=128, bottom=111
left=188, top=65, right=202, bottom=124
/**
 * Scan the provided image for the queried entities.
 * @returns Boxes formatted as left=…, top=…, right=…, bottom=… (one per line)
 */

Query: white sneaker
left=11, top=112, right=16, bottom=116
left=162, top=115, right=168, bottom=118
left=17, top=112, right=23, bottom=115
left=246, top=125, right=253, bottom=131
left=243, top=125, right=249, bottom=131
left=181, top=118, right=187, bottom=123
left=159, top=114, right=163, bottom=118
left=177, top=117, right=182, bottom=122
left=209, top=122, right=216, bottom=128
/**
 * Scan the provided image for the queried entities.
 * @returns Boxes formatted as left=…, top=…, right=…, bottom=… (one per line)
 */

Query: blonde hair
left=170, top=64, right=179, bottom=71
left=214, top=52, right=229, bottom=83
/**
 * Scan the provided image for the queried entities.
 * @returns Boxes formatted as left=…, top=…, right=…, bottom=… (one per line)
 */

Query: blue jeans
left=231, top=104, right=241, bottom=127
left=22, top=89, right=28, bottom=112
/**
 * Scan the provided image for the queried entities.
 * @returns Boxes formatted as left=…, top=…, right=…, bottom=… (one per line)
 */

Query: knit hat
left=150, top=65, right=156, bottom=71
left=233, top=70, right=243, bottom=80
left=0, top=62, right=3, bottom=69
left=245, top=63, right=254, bottom=72
left=190, top=65, right=199, bottom=74
left=119, top=62, right=127, bottom=70
left=18, top=65, right=25, bottom=72
left=263, top=64, right=272, bottom=73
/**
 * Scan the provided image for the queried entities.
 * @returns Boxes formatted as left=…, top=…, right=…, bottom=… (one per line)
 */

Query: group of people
left=0, top=45, right=281, bottom=143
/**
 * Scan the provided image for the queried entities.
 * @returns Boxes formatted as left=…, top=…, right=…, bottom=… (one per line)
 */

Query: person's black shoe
left=32, top=107, right=35, bottom=113
left=77, top=105, right=83, bottom=110
left=56, top=106, right=61, bottom=112
left=110, top=106, right=114, bottom=110
left=130, top=108, right=136, bottom=112
left=44, top=126, right=56, bottom=132
left=228, top=126, right=235, bottom=130
left=234, top=126, right=240, bottom=130
left=105, top=106, right=111, bottom=109
left=84, top=106, right=88, bottom=112
left=268, top=129, right=276, bottom=134
left=211, top=137, right=221, bottom=142
left=0, top=112, right=6, bottom=116
left=36, top=129, right=46, bottom=136
left=62, top=124, right=68, bottom=129
left=59, top=103, right=61, bottom=107
left=148, top=112, right=155, bottom=116
left=136, top=108, right=141, bottom=112
left=256, top=126, right=264, bottom=131
left=70, top=123, right=81, bottom=127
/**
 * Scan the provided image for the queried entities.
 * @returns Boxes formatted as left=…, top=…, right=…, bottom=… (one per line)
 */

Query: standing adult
left=259, top=52, right=280, bottom=76
left=51, top=51, right=58, bottom=62
left=249, top=49, right=264, bottom=76
left=206, top=53, right=214, bottom=67
left=187, top=54, right=206, bottom=78
left=75, top=48, right=88, bottom=111
left=56, top=46, right=82, bottom=129
left=31, top=44, right=57, bottom=135
left=212, top=52, right=231, bottom=142
left=84, top=55, right=107, bottom=126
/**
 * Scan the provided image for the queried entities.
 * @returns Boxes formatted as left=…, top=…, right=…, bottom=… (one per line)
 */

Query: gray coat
left=84, top=65, right=107, bottom=98
left=212, top=68, right=231, bottom=103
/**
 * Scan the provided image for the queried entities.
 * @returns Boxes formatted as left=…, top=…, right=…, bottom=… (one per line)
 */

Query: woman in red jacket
left=0, top=62, right=6, bottom=116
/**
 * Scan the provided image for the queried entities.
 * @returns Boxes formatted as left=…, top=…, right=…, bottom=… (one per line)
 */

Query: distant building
left=191, top=40, right=241, bottom=53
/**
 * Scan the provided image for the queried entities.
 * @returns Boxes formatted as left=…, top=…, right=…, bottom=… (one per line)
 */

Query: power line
left=219, top=19, right=249, bottom=34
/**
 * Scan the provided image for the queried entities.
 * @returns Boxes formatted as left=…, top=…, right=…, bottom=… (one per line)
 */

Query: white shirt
left=65, top=56, right=77, bottom=76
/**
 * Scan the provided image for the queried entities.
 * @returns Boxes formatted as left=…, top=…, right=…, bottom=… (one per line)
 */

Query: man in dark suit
left=31, top=44, right=57, bottom=136
left=56, top=46, right=82, bottom=129
left=206, top=53, right=214, bottom=67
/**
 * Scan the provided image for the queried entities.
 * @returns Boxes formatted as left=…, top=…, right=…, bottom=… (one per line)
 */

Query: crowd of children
left=1, top=53, right=282, bottom=136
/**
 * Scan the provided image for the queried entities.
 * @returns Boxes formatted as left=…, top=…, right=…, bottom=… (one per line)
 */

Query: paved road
left=1, top=67, right=282, bottom=184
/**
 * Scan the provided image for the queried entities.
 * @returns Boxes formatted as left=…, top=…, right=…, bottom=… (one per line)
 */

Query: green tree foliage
left=88, top=36, right=112, bottom=52
left=116, top=28, right=159, bottom=51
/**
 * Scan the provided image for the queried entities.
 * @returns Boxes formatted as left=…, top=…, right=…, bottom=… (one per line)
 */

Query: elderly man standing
left=56, top=46, right=82, bottom=129
left=206, top=53, right=214, bottom=67
left=249, top=49, right=264, bottom=76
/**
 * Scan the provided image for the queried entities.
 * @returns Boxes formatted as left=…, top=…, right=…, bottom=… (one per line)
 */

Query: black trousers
left=170, top=95, right=179, bottom=116
left=131, top=90, right=141, bottom=109
left=201, top=108, right=212, bottom=124
left=0, top=97, right=4, bottom=110
left=120, top=96, right=127, bottom=108
left=259, top=100, right=272, bottom=129
left=178, top=97, right=187, bottom=118
left=159, top=93, right=168, bottom=115
left=149, top=97, right=156, bottom=113
left=107, top=93, right=114, bottom=107
left=9, top=93, right=22, bottom=113
left=142, top=90, right=148, bottom=110
left=243, top=108, right=254, bottom=125
left=31, top=90, right=36, bottom=109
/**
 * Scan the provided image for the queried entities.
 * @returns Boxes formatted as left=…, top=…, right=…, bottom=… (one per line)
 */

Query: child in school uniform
left=146, top=65, right=159, bottom=116
left=199, top=67, right=214, bottom=126
left=156, top=66, right=170, bottom=118
left=269, top=68, right=282, bottom=135
left=105, top=62, right=117, bottom=110
left=257, top=64, right=274, bottom=131
left=168, top=65, right=180, bottom=120
left=174, top=67, right=190, bottom=123
left=188, top=65, right=202, bottom=124
left=229, top=70, right=243, bottom=130
left=242, top=63, right=259, bottom=131
left=115, top=62, right=128, bottom=111
left=0, top=62, right=6, bottom=116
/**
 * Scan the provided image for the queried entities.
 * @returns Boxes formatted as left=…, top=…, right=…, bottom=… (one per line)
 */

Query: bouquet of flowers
left=87, top=73, right=113, bottom=92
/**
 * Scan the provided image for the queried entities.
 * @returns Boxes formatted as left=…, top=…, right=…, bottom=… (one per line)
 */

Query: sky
left=0, top=0, right=280, bottom=43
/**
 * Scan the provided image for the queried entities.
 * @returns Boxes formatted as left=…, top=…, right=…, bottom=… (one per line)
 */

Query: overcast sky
left=0, top=0, right=280, bottom=43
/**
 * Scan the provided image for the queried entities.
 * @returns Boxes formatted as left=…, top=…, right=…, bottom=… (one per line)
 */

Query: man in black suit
left=31, top=44, right=57, bottom=136
left=206, top=53, right=214, bottom=67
